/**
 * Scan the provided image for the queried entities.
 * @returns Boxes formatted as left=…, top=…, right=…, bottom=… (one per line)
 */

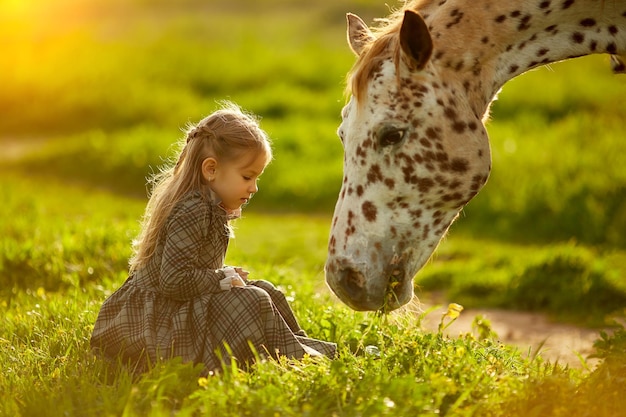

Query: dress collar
left=204, top=186, right=242, bottom=220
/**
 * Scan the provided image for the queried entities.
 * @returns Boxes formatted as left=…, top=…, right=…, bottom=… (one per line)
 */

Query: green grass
left=1, top=173, right=625, bottom=416
left=468, top=63, right=626, bottom=246
left=416, top=236, right=626, bottom=326
left=2, top=0, right=626, bottom=415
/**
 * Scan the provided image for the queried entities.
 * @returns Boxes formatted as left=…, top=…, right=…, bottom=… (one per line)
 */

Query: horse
left=324, top=0, right=626, bottom=311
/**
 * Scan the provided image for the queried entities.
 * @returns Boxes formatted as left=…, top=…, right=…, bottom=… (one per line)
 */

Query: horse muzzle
left=325, top=256, right=413, bottom=311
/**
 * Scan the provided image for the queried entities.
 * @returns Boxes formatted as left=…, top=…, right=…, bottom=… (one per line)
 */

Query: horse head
left=325, top=10, right=491, bottom=311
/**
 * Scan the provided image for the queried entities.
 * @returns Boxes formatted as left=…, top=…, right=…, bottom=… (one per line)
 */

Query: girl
left=91, top=102, right=336, bottom=373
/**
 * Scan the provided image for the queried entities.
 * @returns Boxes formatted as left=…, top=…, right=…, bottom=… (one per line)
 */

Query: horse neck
left=418, top=0, right=626, bottom=118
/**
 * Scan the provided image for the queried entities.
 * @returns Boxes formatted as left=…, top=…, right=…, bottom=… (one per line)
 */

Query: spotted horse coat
left=325, top=0, right=626, bottom=311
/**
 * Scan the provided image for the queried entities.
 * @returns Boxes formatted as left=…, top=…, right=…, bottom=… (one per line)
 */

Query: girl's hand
left=231, top=275, right=246, bottom=287
left=234, top=267, right=249, bottom=281
left=222, top=266, right=246, bottom=289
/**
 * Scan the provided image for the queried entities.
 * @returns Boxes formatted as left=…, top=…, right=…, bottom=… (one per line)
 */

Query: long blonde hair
left=129, top=101, right=272, bottom=273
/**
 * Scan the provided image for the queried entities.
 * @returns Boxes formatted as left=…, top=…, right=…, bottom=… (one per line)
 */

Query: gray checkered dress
left=91, top=190, right=336, bottom=373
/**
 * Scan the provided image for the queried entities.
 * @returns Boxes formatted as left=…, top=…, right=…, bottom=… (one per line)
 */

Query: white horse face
left=325, top=11, right=491, bottom=311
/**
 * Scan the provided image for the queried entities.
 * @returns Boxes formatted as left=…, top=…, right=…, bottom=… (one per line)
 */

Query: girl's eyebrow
left=243, top=168, right=264, bottom=177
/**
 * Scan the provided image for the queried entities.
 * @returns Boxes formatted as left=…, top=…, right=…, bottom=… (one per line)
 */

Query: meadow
left=1, top=0, right=626, bottom=415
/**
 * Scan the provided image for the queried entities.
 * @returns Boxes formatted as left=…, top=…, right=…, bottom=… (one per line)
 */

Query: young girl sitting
left=91, top=102, right=337, bottom=373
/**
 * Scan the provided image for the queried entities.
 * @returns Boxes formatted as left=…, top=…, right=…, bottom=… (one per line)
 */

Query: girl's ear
left=201, top=157, right=217, bottom=181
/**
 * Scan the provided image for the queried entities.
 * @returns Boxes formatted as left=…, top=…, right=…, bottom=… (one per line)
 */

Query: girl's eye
left=243, top=176, right=251, bottom=181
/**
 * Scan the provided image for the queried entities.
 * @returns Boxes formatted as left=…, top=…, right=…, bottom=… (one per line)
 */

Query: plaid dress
left=91, top=190, right=336, bottom=373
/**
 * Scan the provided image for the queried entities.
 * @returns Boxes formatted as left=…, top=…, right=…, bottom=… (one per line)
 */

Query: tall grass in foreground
left=1, top=173, right=625, bottom=416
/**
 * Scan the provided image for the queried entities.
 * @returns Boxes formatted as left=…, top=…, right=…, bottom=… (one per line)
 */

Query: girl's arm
left=158, top=199, right=230, bottom=300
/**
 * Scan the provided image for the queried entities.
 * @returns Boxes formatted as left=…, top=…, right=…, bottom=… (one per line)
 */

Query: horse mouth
left=378, top=253, right=414, bottom=312
left=381, top=272, right=404, bottom=313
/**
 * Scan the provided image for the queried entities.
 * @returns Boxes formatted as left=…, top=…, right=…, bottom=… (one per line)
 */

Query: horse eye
left=379, top=128, right=406, bottom=147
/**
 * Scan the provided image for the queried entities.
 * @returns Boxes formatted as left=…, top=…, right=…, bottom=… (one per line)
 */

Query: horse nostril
left=340, top=267, right=365, bottom=299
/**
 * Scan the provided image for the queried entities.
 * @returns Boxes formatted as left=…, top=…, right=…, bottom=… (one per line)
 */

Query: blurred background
left=1, top=0, right=625, bottom=323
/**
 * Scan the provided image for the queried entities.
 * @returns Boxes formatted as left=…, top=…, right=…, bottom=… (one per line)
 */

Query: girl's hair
left=129, top=101, right=272, bottom=273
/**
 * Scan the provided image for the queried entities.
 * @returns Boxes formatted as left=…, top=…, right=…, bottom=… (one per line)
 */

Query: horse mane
left=347, top=0, right=615, bottom=101
left=346, top=0, right=427, bottom=101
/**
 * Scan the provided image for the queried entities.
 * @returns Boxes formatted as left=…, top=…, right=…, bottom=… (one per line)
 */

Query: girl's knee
left=236, top=285, right=272, bottom=307
left=248, top=279, right=276, bottom=292
left=249, top=280, right=287, bottom=301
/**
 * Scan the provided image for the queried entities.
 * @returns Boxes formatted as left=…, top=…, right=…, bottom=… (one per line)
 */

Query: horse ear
left=399, top=10, right=433, bottom=71
left=347, top=13, right=374, bottom=56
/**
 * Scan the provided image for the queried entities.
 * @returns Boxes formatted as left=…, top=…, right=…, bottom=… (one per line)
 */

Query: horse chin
left=335, top=290, right=386, bottom=312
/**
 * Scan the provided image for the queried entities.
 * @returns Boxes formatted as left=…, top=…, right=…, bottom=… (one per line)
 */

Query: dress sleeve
left=158, top=199, right=227, bottom=300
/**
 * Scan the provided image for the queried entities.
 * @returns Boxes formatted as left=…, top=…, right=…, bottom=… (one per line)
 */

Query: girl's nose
left=249, top=182, right=259, bottom=193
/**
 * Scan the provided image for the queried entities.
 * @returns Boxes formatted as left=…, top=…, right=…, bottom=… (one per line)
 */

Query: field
left=1, top=0, right=626, bottom=416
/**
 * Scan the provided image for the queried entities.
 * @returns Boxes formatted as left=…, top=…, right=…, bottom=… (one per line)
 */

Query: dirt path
left=418, top=297, right=604, bottom=369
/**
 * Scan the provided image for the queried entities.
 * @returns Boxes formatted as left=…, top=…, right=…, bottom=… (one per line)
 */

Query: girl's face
left=204, top=151, right=268, bottom=212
